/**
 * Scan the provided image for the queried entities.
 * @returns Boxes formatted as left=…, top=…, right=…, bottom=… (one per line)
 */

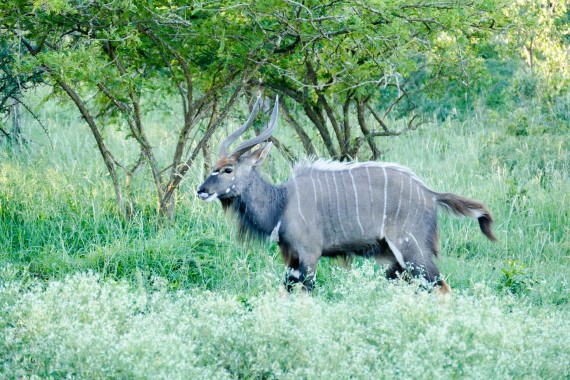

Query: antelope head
left=197, top=95, right=278, bottom=202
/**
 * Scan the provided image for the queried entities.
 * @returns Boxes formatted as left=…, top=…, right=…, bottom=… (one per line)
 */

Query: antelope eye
left=224, top=167, right=233, bottom=174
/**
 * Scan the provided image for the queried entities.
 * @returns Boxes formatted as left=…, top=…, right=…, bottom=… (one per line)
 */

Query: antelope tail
left=435, top=192, right=497, bottom=242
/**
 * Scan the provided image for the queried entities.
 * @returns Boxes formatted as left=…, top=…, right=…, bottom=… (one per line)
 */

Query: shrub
left=1, top=268, right=569, bottom=379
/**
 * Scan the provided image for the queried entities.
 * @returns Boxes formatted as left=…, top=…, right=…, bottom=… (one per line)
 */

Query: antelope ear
left=248, top=142, right=273, bottom=167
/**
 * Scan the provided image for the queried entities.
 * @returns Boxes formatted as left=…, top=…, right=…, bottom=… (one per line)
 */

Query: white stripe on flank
left=337, top=171, right=349, bottom=218
left=323, top=172, right=337, bottom=237
left=331, top=172, right=347, bottom=238
left=395, top=171, right=403, bottom=221
left=349, top=168, right=364, bottom=235
left=292, top=177, right=307, bottom=224
left=365, top=167, right=375, bottom=226
left=316, top=171, right=324, bottom=203
left=317, top=172, right=339, bottom=241
left=381, top=167, right=388, bottom=238
left=402, top=175, right=413, bottom=229
left=309, top=168, right=318, bottom=206
left=411, top=184, right=421, bottom=227
left=407, top=231, right=425, bottom=258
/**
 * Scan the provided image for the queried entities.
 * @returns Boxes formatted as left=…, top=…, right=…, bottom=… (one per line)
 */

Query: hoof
left=435, top=279, right=452, bottom=302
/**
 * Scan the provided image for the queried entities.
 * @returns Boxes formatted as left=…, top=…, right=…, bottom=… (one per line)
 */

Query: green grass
left=1, top=96, right=569, bottom=378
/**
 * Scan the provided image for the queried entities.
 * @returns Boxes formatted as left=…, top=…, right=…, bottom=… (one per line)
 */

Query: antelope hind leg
left=385, top=236, right=452, bottom=296
left=372, top=239, right=405, bottom=279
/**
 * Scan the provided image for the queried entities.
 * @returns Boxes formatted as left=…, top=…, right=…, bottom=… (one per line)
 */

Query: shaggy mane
left=292, top=158, right=428, bottom=188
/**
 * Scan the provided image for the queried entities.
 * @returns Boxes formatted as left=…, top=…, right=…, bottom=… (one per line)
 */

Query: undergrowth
left=1, top=266, right=569, bottom=379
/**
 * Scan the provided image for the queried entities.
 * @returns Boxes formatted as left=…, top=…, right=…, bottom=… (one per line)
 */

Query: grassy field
left=1, top=96, right=569, bottom=378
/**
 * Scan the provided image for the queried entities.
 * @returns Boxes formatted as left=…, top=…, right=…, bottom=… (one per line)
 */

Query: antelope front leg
left=280, top=243, right=300, bottom=292
left=279, top=243, right=320, bottom=292
left=284, top=257, right=319, bottom=292
left=284, top=265, right=302, bottom=292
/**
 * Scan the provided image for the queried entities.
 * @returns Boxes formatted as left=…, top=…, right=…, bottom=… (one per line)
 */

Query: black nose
left=197, top=187, right=205, bottom=194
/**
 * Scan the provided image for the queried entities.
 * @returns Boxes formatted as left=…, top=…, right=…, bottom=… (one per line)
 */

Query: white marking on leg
left=349, top=168, right=364, bottom=235
left=292, top=177, right=307, bottom=224
left=288, top=268, right=301, bottom=279
left=270, top=220, right=281, bottom=242
left=386, top=238, right=407, bottom=269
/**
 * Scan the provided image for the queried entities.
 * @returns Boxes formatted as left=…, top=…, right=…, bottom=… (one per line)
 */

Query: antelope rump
left=197, top=96, right=496, bottom=294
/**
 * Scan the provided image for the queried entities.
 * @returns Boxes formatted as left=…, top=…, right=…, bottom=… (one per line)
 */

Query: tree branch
left=280, top=99, right=316, bottom=156
left=42, top=65, right=127, bottom=216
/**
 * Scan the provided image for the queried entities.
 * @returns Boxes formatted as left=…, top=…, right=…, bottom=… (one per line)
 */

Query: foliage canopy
left=1, top=0, right=568, bottom=216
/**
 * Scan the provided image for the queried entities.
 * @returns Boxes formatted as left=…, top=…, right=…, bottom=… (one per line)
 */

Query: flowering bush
left=1, top=266, right=568, bottom=379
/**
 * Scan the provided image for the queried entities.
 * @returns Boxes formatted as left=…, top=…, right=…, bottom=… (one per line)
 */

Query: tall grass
left=1, top=94, right=569, bottom=378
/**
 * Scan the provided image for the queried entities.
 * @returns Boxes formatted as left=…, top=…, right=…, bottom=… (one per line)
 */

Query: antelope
left=197, top=96, right=496, bottom=294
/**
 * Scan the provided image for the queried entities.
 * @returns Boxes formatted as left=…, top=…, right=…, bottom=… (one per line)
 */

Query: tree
left=503, top=0, right=569, bottom=90
left=1, top=0, right=510, bottom=217
left=244, top=0, right=507, bottom=160
left=0, top=36, right=45, bottom=144
left=0, top=0, right=273, bottom=217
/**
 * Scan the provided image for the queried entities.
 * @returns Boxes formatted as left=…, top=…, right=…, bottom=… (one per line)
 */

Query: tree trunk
left=357, top=100, right=382, bottom=160
left=52, top=70, right=129, bottom=217
left=10, top=99, right=22, bottom=145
